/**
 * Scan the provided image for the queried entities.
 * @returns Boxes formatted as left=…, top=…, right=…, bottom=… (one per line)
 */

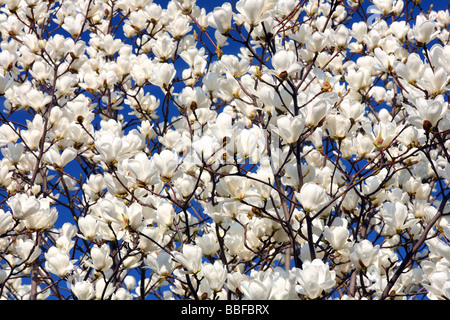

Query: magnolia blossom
left=201, top=261, right=227, bottom=292
left=0, top=209, right=14, bottom=235
left=150, top=63, right=176, bottom=89
left=23, top=204, right=58, bottom=231
left=196, top=232, right=220, bottom=256
left=271, top=49, right=302, bottom=79
left=7, top=193, right=41, bottom=220
left=240, top=277, right=273, bottom=300
left=153, top=150, right=179, bottom=179
left=208, top=2, right=233, bottom=34
left=294, top=259, right=336, bottom=299
left=90, top=245, right=113, bottom=272
left=15, top=238, right=41, bottom=263
left=172, top=244, right=203, bottom=274
left=72, top=280, right=95, bottom=300
left=295, top=182, right=330, bottom=213
left=1, top=142, right=23, bottom=164
left=276, top=115, right=304, bottom=144
left=350, top=240, right=380, bottom=270
left=414, top=96, right=447, bottom=128
left=323, top=224, right=351, bottom=250
left=235, top=0, right=271, bottom=27
left=144, top=251, right=174, bottom=276
left=45, top=247, right=74, bottom=278
left=413, top=15, right=439, bottom=44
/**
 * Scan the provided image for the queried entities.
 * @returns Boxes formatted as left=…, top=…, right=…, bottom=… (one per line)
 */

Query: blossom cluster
left=0, top=0, right=449, bottom=300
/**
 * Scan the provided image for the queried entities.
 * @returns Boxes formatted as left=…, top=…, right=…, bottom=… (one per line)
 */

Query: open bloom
left=78, top=215, right=99, bottom=241
left=380, top=201, right=419, bottom=235
left=151, top=34, right=176, bottom=62
left=125, top=152, right=158, bottom=186
left=0, top=209, right=14, bottom=235
left=23, top=202, right=58, bottom=231
left=172, top=244, right=203, bottom=274
left=156, top=203, right=174, bottom=228
left=295, top=182, right=330, bottom=213
left=94, top=132, right=124, bottom=164
left=15, top=238, right=41, bottom=263
left=196, top=233, right=220, bottom=256
left=324, top=113, right=351, bottom=140
left=7, top=193, right=40, bottom=220
left=414, top=95, right=446, bottom=128
left=413, top=16, right=438, bottom=44
left=90, top=244, right=113, bottom=272
left=72, top=281, right=95, bottom=300
left=153, top=150, right=179, bottom=179
left=1, top=142, right=24, bottom=164
left=208, top=2, right=233, bottom=34
left=374, top=47, right=396, bottom=73
left=235, top=0, right=271, bottom=27
left=323, top=224, right=351, bottom=250
left=271, top=49, right=302, bottom=79
left=45, top=247, right=74, bottom=278
left=394, top=52, right=425, bottom=83
left=350, top=239, right=380, bottom=269
left=44, top=145, right=77, bottom=169
left=240, top=276, right=273, bottom=300
left=144, top=251, right=174, bottom=276
left=306, top=31, right=328, bottom=53
left=294, top=259, right=336, bottom=299
left=167, top=15, right=192, bottom=39
left=302, top=99, right=331, bottom=127
left=416, top=67, right=449, bottom=96
left=276, top=115, right=304, bottom=144
left=202, top=261, right=227, bottom=292
left=149, top=63, right=176, bottom=89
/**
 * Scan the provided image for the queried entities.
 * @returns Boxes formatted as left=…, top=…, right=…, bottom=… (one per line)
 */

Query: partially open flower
left=208, top=2, right=233, bottom=34
left=271, top=49, right=302, bottom=80
left=413, top=15, right=439, bottom=44
left=295, top=182, right=330, bottom=213
left=294, top=259, right=336, bottom=299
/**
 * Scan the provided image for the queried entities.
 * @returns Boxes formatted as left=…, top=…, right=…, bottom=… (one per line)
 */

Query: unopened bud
left=278, top=70, right=288, bottom=81
left=422, top=120, right=432, bottom=133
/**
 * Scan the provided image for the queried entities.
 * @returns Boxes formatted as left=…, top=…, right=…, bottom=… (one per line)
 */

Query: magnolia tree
left=0, top=0, right=449, bottom=301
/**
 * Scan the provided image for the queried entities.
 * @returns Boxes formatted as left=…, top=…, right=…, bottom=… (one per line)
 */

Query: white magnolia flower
left=235, top=0, right=271, bottom=27
left=276, top=115, right=304, bottom=144
left=172, top=244, right=203, bottom=274
left=0, top=209, right=14, bottom=235
left=295, top=182, right=330, bottom=213
left=90, top=244, right=113, bottom=272
left=240, top=277, right=273, bottom=300
left=413, top=15, right=439, bottom=44
left=380, top=201, right=419, bottom=235
left=153, top=150, right=179, bottom=179
left=72, top=280, right=95, bottom=300
left=7, top=193, right=40, bottom=220
left=149, top=63, right=176, bottom=89
left=45, top=247, right=74, bottom=278
left=271, top=49, right=302, bottom=79
left=202, top=261, right=227, bottom=292
left=144, top=251, right=174, bottom=276
left=208, top=2, right=233, bottom=34
left=350, top=239, right=380, bottom=269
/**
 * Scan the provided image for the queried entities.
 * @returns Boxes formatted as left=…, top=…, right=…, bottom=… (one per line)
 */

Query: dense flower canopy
left=0, top=0, right=449, bottom=300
